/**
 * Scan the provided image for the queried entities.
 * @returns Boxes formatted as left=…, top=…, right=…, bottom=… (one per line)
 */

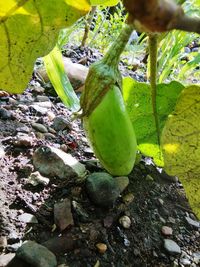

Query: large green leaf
left=123, top=78, right=184, bottom=166
left=43, top=45, right=80, bottom=112
left=0, top=0, right=90, bottom=93
left=90, top=0, right=119, bottom=6
left=161, top=85, right=200, bottom=218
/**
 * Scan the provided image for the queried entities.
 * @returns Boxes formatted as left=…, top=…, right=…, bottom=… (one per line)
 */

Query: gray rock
left=30, top=104, right=48, bottom=115
left=27, top=171, right=49, bottom=186
left=36, top=96, right=50, bottom=102
left=16, top=240, right=57, bottom=267
left=164, top=239, right=181, bottom=255
left=53, top=116, right=72, bottom=131
left=33, top=146, right=86, bottom=179
left=54, top=198, right=74, bottom=231
left=0, top=146, right=5, bottom=158
left=18, top=213, right=38, bottom=224
left=184, top=47, right=191, bottom=53
left=193, top=251, right=200, bottom=264
left=0, top=236, right=7, bottom=250
left=32, top=122, right=48, bottom=133
left=185, top=217, right=200, bottom=229
left=192, top=47, right=199, bottom=52
left=0, top=253, right=15, bottom=267
left=86, top=172, right=120, bottom=207
left=0, top=108, right=12, bottom=120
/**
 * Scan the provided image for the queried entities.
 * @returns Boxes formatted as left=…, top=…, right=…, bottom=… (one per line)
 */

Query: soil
left=0, top=46, right=200, bottom=267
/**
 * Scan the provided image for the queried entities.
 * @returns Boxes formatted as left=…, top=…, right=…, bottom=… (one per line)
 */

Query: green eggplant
left=83, top=84, right=137, bottom=176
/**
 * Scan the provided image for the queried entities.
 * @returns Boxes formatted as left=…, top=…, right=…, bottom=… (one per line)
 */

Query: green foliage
left=123, top=78, right=185, bottom=166
left=161, top=85, right=200, bottom=218
left=43, top=46, right=80, bottom=111
left=90, top=0, right=119, bottom=6
left=0, top=0, right=90, bottom=93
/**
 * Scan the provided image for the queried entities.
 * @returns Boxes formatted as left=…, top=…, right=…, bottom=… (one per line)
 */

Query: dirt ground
left=0, top=46, right=200, bottom=267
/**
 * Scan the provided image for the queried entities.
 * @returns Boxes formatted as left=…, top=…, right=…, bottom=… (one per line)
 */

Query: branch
left=123, top=0, right=200, bottom=34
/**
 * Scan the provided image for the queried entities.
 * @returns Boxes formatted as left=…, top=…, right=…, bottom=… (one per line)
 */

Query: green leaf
left=43, top=45, right=80, bottom=111
left=161, top=85, right=200, bottom=218
left=123, top=77, right=184, bottom=166
left=90, top=0, right=119, bottom=6
left=0, top=0, right=90, bottom=93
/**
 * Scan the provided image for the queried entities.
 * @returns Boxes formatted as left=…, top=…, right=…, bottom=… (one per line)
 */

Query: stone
left=33, top=146, right=86, bottom=179
left=164, top=239, right=181, bottom=255
left=0, top=108, right=12, bottom=120
left=193, top=251, right=200, bottom=264
left=54, top=198, right=74, bottom=231
left=36, top=96, right=50, bottom=102
left=52, top=116, right=72, bottom=131
left=0, top=253, right=15, bottom=267
left=96, top=243, right=107, bottom=254
left=16, top=240, right=57, bottom=267
left=30, top=105, right=48, bottom=115
left=85, top=172, right=120, bottom=207
left=13, top=133, right=34, bottom=147
left=161, top=226, right=173, bottom=236
left=27, top=171, right=49, bottom=186
left=0, top=237, right=7, bottom=251
left=115, top=176, right=129, bottom=193
left=119, top=215, right=131, bottom=229
left=32, top=122, right=48, bottom=133
left=18, top=213, right=38, bottom=224
left=122, top=193, right=135, bottom=205
left=0, top=146, right=5, bottom=158
left=185, top=217, right=200, bottom=229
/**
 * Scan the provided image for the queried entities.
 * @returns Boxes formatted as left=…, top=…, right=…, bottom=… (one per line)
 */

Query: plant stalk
left=149, top=33, right=160, bottom=145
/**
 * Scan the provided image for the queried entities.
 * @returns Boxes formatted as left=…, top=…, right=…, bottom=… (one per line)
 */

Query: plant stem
left=81, top=7, right=97, bottom=47
left=103, top=24, right=134, bottom=67
left=149, top=34, right=160, bottom=145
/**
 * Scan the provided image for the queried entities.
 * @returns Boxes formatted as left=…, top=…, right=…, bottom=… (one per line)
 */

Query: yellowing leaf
left=0, top=0, right=90, bottom=93
left=123, top=78, right=184, bottom=166
left=161, top=85, right=200, bottom=218
left=90, top=0, right=119, bottom=6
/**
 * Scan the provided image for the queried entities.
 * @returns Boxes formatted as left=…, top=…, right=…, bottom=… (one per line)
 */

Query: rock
left=36, top=96, right=50, bottom=102
left=32, top=122, right=48, bottom=133
left=16, top=126, right=30, bottom=133
left=0, top=237, right=7, bottom=251
left=161, top=226, right=173, bottom=236
left=192, top=47, right=199, bottom=52
left=52, top=116, right=72, bottom=131
left=13, top=133, right=34, bottom=147
left=115, top=176, right=129, bottom=193
left=0, top=253, right=15, bottom=267
left=0, top=108, right=12, bottom=120
left=16, top=240, right=57, bottom=267
left=85, top=172, right=120, bottom=207
left=47, top=111, right=56, bottom=121
left=122, top=193, right=135, bottom=205
left=96, top=243, right=107, bottom=254
left=193, top=251, right=200, bottom=264
left=72, top=201, right=89, bottom=222
left=185, top=217, right=200, bottom=229
left=30, top=105, right=48, bottom=115
left=164, top=239, right=181, bottom=255
left=34, top=101, right=52, bottom=108
left=0, top=146, right=5, bottom=158
left=54, top=198, right=74, bottom=231
left=7, top=242, right=22, bottom=252
left=33, top=146, right=86, bottom=179
left=18, top=213, right=38, bottom=224
left=103, top=216, right=114, bottom=228
left=180, top=257, right=191, bottom=266
left=42, top=234, right=76, bottom=254
left=27, top=171, right=49, bottom=186
left=32, top=86, right=45, bottom=94
left=184, top=47, right=191, bottom=53
left=119, top=215, right=131, bottom=229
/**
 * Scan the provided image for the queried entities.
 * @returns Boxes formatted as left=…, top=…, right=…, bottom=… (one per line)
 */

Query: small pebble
left=0, top=237, right=7, bottom=251
left=161, top=226, right=173, bottom=236
left=96, top=243, right=107, bottom=254
left=119, top=215, right=131, bottom=229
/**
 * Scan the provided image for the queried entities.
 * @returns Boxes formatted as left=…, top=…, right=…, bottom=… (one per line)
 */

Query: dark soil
left=0, top=46, right=200, bottom=267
